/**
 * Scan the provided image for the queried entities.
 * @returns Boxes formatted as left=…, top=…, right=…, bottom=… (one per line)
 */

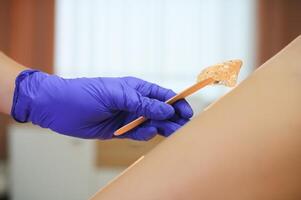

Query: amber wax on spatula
left=197, top=59, right=242, bottom=87
left=114, top=59, right=243, bottom=136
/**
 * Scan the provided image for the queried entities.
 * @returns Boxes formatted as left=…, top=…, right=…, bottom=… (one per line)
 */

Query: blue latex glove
left=11, top=70, right=193, bottom=140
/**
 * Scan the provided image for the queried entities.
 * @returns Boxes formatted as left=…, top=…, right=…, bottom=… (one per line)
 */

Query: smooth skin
left=90, top=36, right=301, bottom=200
left=0, top=52, right=27, bottom=114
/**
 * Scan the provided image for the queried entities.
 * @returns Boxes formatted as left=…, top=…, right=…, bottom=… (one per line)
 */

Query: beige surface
left=96, top=136, right=163, bottom=167
left=91, top=35, right=301, bottom=200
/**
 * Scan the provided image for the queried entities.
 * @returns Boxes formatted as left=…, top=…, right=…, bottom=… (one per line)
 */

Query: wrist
left=11, top=69, right=44, bottom=122
left=0, top=52, right=28, bottom=114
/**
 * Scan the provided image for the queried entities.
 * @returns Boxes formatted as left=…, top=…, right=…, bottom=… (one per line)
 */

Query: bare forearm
left=0, top=52, right=27, bottom=114
left=91, top=36, right=301, bottom=199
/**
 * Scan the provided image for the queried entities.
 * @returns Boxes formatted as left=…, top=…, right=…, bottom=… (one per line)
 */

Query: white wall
left=8, top=125, right=101, bottom=200
left=55, top=0, right=256, bottom=103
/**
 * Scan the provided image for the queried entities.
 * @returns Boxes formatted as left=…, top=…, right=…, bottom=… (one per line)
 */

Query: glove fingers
left=115, top=114, right=185, bottom=140
left=141, top=83, right=194, bottom=119
left=145, top=82, right=176, bottom=101
left=123, top=90, right=175, bottom=120
left=123, top=119, right=180, bottom=139
left=172, top=100, right=194, bottom=119
left=169, top=114, right=190, bottom=126
left=116, top=126, right=157, bottom=141
left=148, top=120, right=181, bottom=137
left=121, top=78, right=193, bottom=120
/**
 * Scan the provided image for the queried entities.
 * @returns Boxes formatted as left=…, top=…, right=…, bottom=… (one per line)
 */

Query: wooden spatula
left=114, top=59, right=243, bottom=136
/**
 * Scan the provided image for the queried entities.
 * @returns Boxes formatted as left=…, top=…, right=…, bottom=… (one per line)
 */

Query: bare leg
left=91, top=36, right=301, bottom=200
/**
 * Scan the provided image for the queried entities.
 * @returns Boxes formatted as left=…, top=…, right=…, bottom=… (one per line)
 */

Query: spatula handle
left=114, top=78, right=214, bottom=136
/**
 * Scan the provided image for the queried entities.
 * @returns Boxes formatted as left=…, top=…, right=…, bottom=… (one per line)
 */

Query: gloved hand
left=11, top=70, right=193, bottom=140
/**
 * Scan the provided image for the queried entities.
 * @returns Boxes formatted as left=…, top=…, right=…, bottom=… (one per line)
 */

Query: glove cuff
left=11, top=69, right=40, bottom=123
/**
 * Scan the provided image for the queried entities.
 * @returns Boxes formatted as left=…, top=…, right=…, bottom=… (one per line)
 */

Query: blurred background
left=0, top=0, right=300, bottom=199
